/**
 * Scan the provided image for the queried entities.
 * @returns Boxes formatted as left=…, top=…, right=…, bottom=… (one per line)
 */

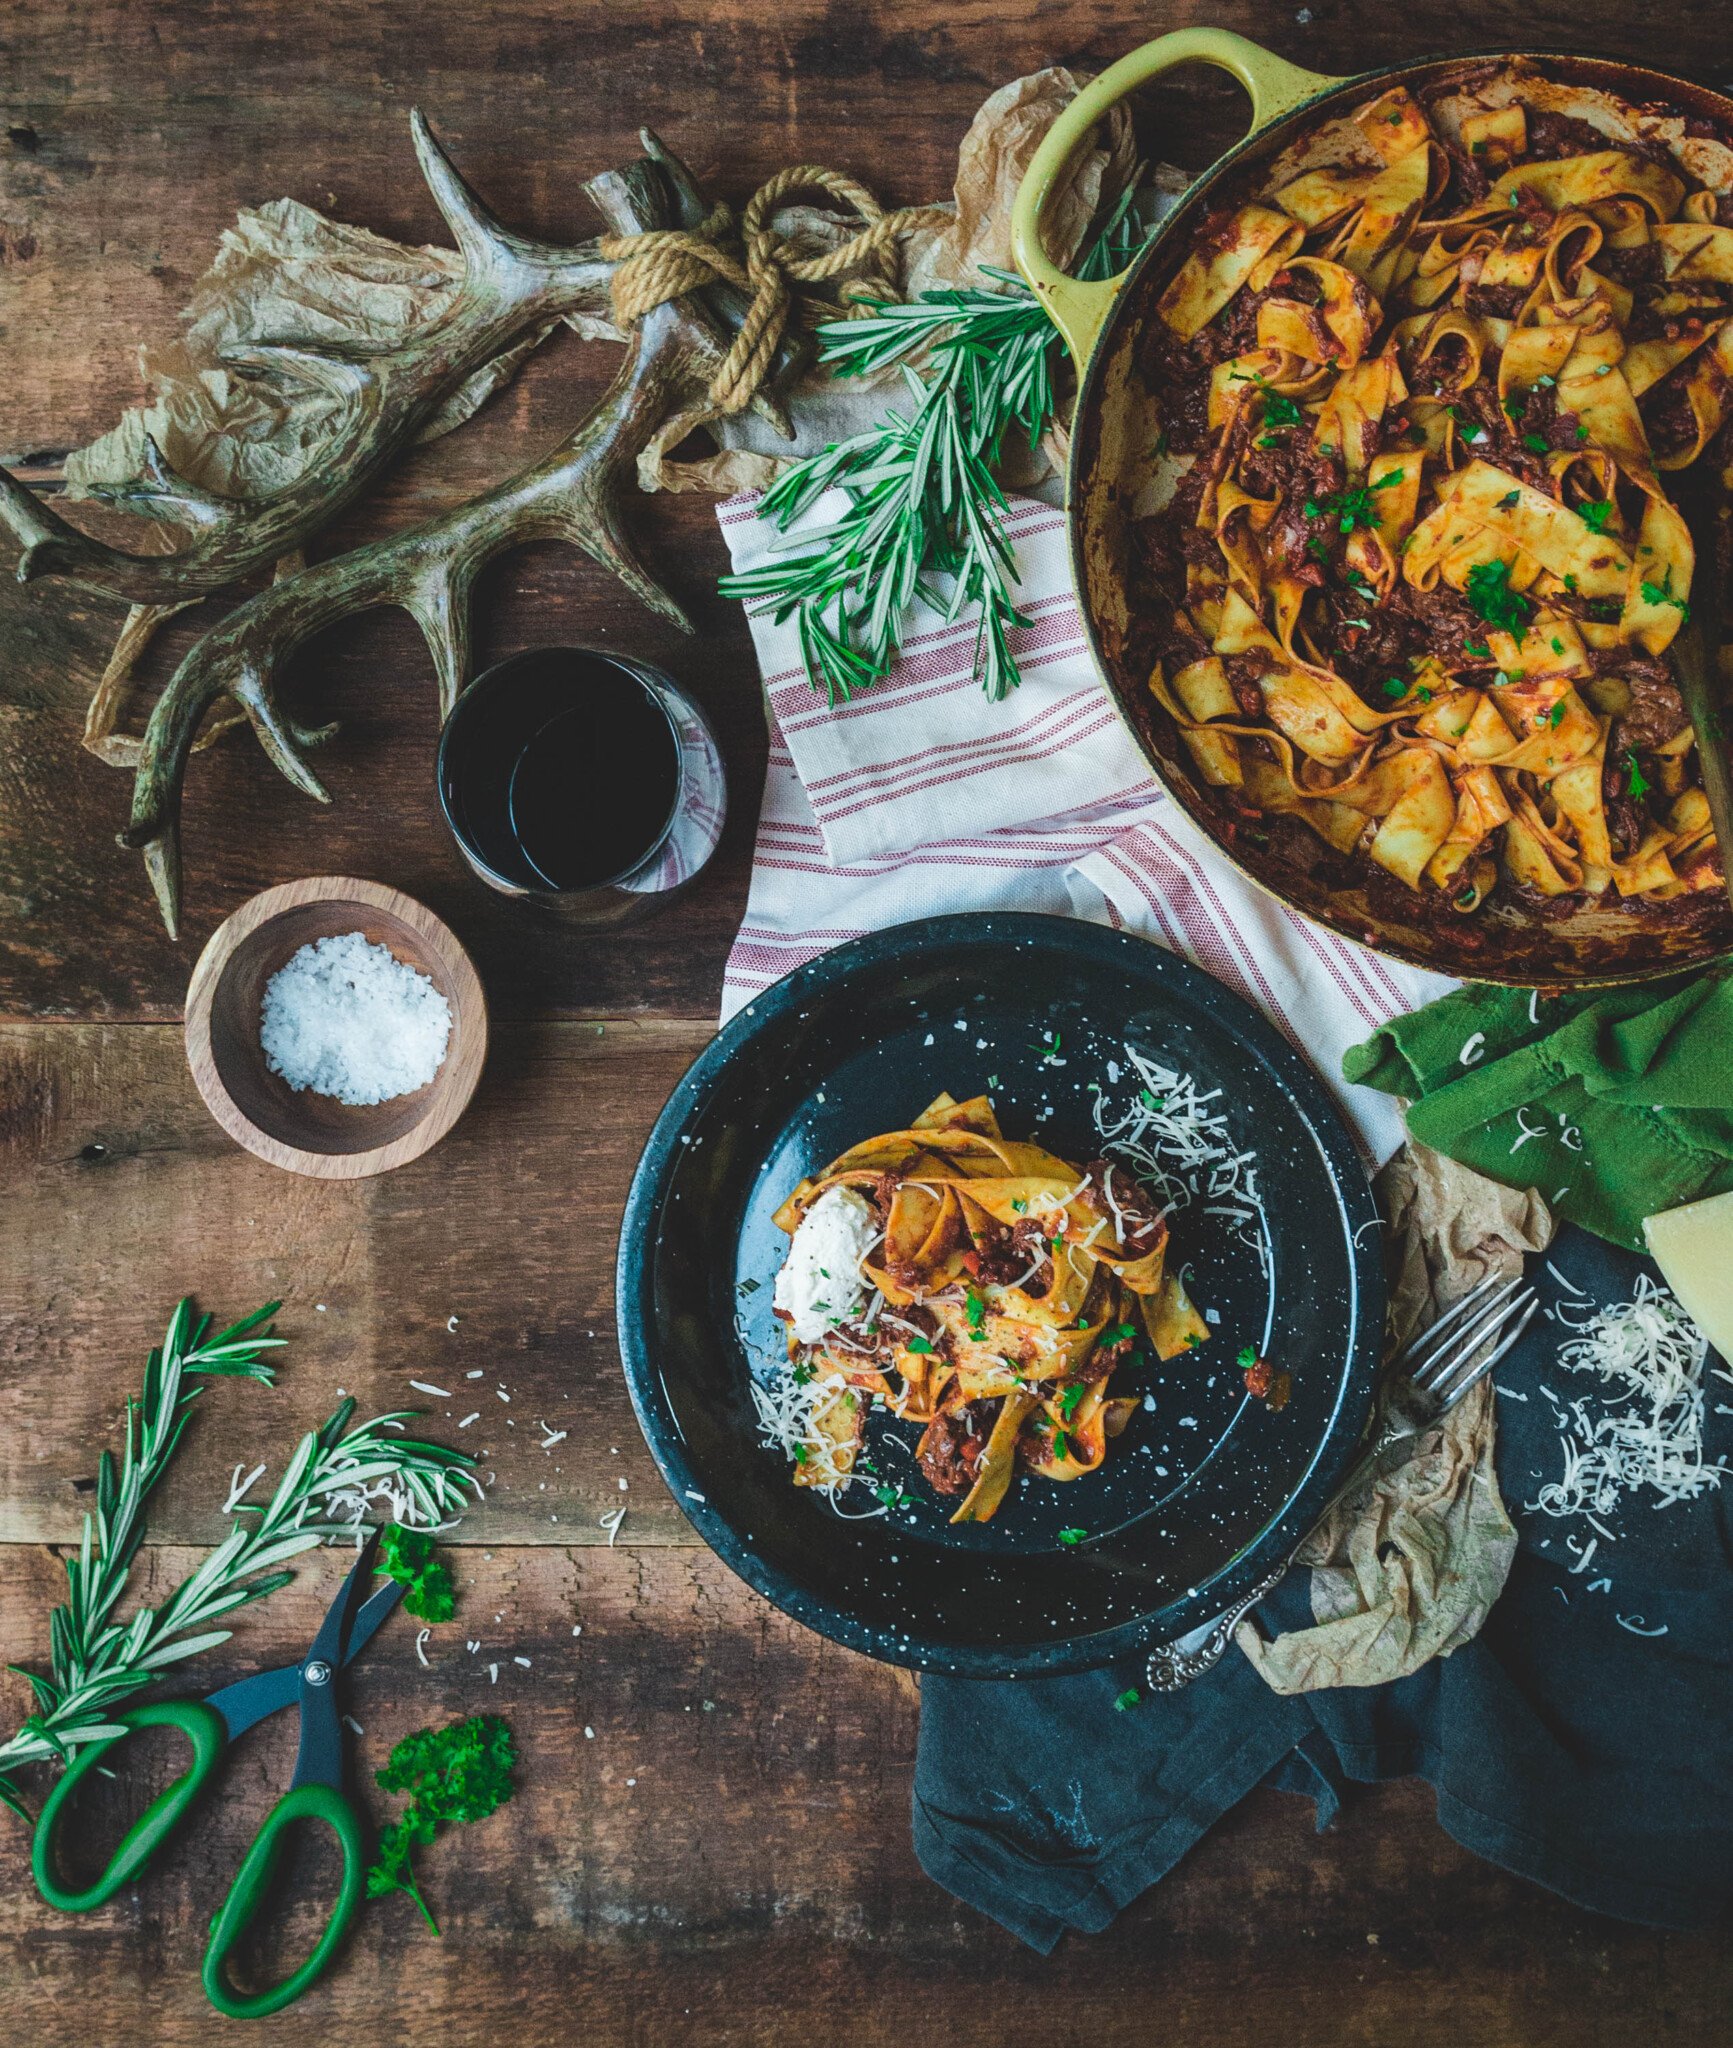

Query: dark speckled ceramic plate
left=616, top=913, right=1383, bottom=1675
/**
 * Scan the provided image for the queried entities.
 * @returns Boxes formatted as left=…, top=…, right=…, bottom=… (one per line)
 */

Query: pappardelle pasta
left=766, top=1091, right=1232, bottom=1524
left=1136, top=63, right=1727, bottom=914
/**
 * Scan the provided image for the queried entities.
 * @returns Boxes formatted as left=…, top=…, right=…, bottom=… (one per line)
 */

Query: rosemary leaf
left=719, top=190, right=1151, bottom=704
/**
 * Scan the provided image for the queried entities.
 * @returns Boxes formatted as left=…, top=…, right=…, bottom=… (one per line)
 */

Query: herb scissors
left=31, top=1527, right=402, bottom=2020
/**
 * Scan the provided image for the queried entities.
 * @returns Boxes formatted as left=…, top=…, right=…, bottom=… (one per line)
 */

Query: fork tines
left=1399, top=1270, right=1538, bottom=1410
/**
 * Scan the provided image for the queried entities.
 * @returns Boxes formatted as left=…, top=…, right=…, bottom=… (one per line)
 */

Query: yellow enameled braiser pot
left=1010, top=28, right=1733, bottom=985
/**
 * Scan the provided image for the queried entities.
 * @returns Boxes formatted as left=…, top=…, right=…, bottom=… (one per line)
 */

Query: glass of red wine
left=436, top=647, right=726, bottom=925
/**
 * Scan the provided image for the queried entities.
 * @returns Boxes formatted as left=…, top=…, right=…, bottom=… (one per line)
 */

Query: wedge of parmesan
left=1644, top=1190, right=1733, bottom=1362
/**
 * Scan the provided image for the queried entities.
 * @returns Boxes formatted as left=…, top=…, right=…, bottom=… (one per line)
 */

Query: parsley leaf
left=1237, top=1345, right=1260, bottom=1371
left=1113, top=1686, right=1142, bottom=1712
left=366, top=1714, right=516, bottom=1935
left=1058, top=1526, right=1087, bottom=1546
left=1547, top=699, right=1567, bottom=728
left=1577, top=499, right=1613, bottom=534
left=1464, top=558, right=1533, bottom=635
left=1640, top=568, right=1690, bottom=620
left=905, top=1335, right=936, bottom=1355
left=1627, top=751, right=1652, bottom=799
left=1382, top=676, right=1408, bottom=698
left=375, top=1523, right=456, bottom=1625
left=1521, top=432, right=1550, bottom=453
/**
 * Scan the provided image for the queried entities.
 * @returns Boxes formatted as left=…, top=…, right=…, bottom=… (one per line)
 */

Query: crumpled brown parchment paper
left=1236, top=1146, right=1553, bottom=1695
left=63, top=69, right=1138, bottom=513
left=66, top=202, right=621, bottom=512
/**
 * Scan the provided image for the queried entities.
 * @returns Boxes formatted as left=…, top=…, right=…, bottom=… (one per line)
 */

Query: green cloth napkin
left=1344, top=969, right=1733, bottom=1250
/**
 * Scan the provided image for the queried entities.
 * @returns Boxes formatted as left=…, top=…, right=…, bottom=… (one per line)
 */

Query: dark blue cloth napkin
left=912, top=1226, right=1733, bottom=1950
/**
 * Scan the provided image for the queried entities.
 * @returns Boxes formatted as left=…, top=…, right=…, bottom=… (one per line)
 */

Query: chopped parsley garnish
left=1577, top=499, right=1613, bottom=534
left=1011, top=1197, right=1028, bottom=1214
left=1305, top=536, right=1331, bottom=562
left=1106, top=1323, right=1138, bottom=1345
left=792, top=1361, right=816, bottom=1385
left=1416, top=684, right=1433, bottom=702
left=1550, top=637, right=1565, bottom=654
left=1521, top=433, right=1549, bottom=453
left=1382, top=676, right=1408, bottom=697
left=1502, top=392, right=1525, bottom=420
left=1053, top=1429, right=1074, bottom=1462
left=987, top=1073, right=1001, bottom=1089
left=1113, top=1687, right=1142, bottom=1712
left=376, top=1524, right=457, bottom=1625
left=1464, top=557, right=1533, bottom=635
left=1314, top=473, right=1404, bottom=534
left=1139, top=1087, right=1166, bottom=1111
left=1496, top=489, right=1520, bottom=509
left=1262, top=391, right=1303, bottom=429
left=965, top=1290, right=988, bottom=1337
left=1627, top=751, right=1652, bottom=799
left=1237, top=1345, right=1260, bottom=1371
left=1640, top=567, right=1690, bottom=620
left=1547, top=699, right=1567, bottom=728
left=1463, top=639, right=1492, bottom=659
left=904, top=1335, right=935, bottom=1355
left=1058, top=1380, right=1089, bottom=1420
left=1058, top=1526, right=1087, bottom=1545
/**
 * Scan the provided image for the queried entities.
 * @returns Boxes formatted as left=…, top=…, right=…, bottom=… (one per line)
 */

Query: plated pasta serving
left=1136, top=62, right=1728, bottom=916
left=763, top=1087, right=1281, bottom=1525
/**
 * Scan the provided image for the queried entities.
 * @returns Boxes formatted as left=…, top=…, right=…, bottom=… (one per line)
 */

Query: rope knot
left=600, top=165, right=949, bottom=417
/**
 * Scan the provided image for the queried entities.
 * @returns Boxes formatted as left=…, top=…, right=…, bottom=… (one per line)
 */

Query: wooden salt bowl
left=184, top=876, right=488, bottom=1179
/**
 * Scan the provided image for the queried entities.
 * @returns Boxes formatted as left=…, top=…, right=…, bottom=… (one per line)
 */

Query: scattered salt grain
left=260, top=931, right=451, bottom=1105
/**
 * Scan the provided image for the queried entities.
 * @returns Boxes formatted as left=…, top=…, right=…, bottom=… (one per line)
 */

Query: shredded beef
left=916, top=1399, right=996, bottom=1496
left=1616, top=668, right=1689, bottom=749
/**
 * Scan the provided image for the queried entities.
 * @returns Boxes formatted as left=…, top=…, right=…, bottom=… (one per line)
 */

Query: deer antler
left=0, top=113, right=789, bottom=605
left=124, top=138, right=778, bottom=939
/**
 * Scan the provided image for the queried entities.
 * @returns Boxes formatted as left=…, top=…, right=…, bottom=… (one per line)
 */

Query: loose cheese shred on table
left=1530, top=1276, right=1726, bottom=1523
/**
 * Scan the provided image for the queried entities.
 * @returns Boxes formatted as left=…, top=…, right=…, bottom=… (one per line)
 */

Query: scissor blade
left=342, top=1577, right=407, bottom=1667
left=305, top=1527, right=385, bottom=1671
left=202, top=1538, right=404, bottom=1745
left=204, top=1663, right=301, bottom=1743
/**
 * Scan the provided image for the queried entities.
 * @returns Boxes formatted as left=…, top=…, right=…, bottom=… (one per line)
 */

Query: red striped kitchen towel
left=716, top=489, right=1457, bottom=1163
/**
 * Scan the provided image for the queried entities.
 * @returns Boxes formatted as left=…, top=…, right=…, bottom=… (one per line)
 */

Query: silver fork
left=1143, top=1271, right=1540, bottom=1693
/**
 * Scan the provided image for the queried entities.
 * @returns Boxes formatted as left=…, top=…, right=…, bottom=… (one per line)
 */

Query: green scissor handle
left=32, top=1699, right=227, bottom=1912
left=201, top=1780, right=367, bottom=2021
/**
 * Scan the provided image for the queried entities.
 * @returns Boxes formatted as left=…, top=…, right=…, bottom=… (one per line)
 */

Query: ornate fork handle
left=1142, top=1412, right=1420, bottom=1694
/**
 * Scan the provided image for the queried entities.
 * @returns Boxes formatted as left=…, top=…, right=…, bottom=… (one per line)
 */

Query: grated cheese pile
left=1091, top=1048, right=1270, bottom=1273
left=260, top=931, right=452, bottom=1107
left=748, top=1370, right=887, bottom=1517
left=1530, top=1275, right=1726, bottom=1523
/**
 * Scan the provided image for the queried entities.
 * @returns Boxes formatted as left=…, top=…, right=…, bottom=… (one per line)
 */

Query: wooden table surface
left=4, top=4, right=1732, bottom=2041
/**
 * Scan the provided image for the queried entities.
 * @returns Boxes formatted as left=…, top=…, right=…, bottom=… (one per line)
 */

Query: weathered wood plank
left=0, top=1541, right=1727, bottom=2048
left=0, top=1018, right=711, bottom=1545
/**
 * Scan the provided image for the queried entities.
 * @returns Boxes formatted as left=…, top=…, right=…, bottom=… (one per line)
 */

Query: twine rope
left=599, top=164, right=950, bottom=415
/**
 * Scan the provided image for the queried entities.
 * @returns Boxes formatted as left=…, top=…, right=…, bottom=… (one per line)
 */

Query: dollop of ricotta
left=773, top=1186, right=877, bottom=1345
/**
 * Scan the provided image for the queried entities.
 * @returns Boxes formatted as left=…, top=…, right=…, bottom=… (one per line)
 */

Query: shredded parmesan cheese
left=1529, top=1276, right=1725, bottom=1524
left=1091, top=1049, right=1270, bottom=1273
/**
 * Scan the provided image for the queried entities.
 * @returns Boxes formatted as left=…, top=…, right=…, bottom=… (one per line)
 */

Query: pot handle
left=1010, top=28, right=1346, bottom=366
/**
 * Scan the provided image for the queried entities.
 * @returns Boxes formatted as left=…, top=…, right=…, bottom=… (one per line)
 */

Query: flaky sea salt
left=260, top=931, right=451, bottom=1106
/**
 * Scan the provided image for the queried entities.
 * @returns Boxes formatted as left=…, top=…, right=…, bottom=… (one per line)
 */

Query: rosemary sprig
left=719, top=190, right=1150, bottom=703
left=0, top=1300, right=477, bottom=1818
